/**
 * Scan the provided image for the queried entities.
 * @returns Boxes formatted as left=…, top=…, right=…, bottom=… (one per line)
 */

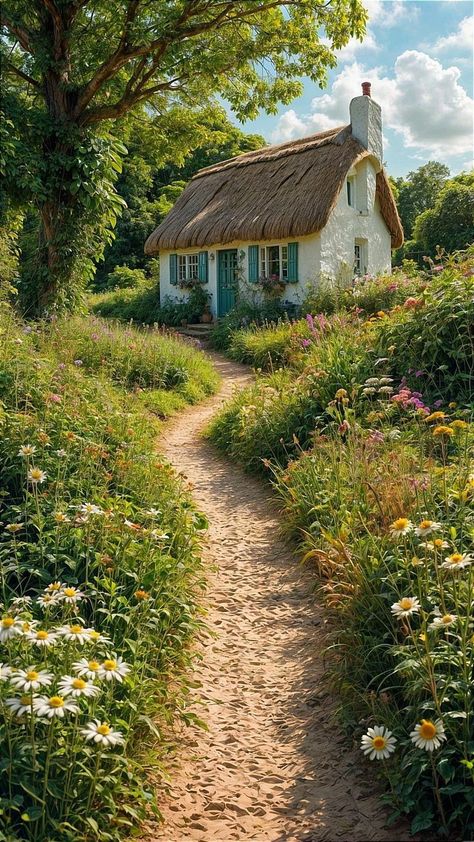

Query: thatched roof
left=145, top=124, right=403, bottom=253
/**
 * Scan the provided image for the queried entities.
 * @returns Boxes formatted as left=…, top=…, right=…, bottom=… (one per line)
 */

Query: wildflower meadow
left=0, top=307, right=217, bottom=839
left=208, top=249, right=474, bottom=837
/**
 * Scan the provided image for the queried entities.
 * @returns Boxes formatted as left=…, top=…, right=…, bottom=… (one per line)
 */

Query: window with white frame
left=347, top=176, right=356, bottom=208
left=354, top=239, right=368, bottom=275
left=178, top=253, right=199, bottom=281
left=259, top=245, right=288, bottom=279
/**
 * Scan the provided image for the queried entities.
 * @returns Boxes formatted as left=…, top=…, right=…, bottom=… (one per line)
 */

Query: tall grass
left=0, top=306, right=214, bottom=840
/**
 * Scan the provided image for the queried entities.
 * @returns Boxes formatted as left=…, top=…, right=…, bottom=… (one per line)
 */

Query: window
left=347, top=176, right=356, bottom=208
left=354, top=239, right=368, bottom=275
left=178, top=253, right=199, bottom=281
left=259, top=245, right=288, bottom=280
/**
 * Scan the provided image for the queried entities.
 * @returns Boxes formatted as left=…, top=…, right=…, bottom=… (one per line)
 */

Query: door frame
left=217, top=248, right=238, bottom=317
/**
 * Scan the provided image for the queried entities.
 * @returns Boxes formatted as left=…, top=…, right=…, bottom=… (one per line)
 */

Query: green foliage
left=105, top=265, right=148, bottom=290
left=48, top=315, right=218, bottom=395
left=393, top=161, right=450, bottom=239
left=413, top=174, right=474, bottom=256
left=0, top=306, right=216, bottom=838
left=210, top=299, right=297, bottom=353
left=94, top=107, right=265, bottom=289
left=1, top=0, right=366, bottom=313
left=378, top=253, right=474, bottom=402
left=91, top=283, right=211, bottom=328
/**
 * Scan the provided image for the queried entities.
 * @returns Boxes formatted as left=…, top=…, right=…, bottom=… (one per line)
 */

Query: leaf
left=411, top=810, right=434, bottom=834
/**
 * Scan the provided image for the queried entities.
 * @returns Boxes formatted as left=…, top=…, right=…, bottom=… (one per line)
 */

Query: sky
left=232, top=0, right=474, bottom=179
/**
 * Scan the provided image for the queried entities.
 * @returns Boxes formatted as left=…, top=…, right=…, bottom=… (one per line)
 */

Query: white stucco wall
left=319, top=158, right=392, bottom=282
left=159, top=233, right=321, bottom=317
left=158, top=159, right=392, bottom=317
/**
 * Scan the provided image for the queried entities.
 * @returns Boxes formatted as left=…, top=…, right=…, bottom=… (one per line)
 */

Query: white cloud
left=432, top=15, right=473, bottom=51
left=363, top=0, right=420, bottom=27
left=271, top=51, right=473, bottom=161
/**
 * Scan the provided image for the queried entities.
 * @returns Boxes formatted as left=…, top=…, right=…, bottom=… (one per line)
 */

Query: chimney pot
left=362, top=81, right=371, bottom=97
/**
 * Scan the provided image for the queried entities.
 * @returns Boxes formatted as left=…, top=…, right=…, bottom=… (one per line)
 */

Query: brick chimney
left=350, top=82, right=382, bottom=168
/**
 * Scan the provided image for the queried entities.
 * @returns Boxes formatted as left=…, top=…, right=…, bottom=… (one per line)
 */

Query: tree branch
left=4, top=60, right=42, bottom=89
left=0, top=13, right=34, bottom=54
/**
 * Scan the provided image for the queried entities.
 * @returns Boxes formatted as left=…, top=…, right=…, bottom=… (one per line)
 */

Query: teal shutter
left=248, top=245, right=259, bottom=282
left=287, top=242, right=299, bottom=283
left=169, top=253, right=178, bottom=285
left=198, top=251, right=208, bottom=283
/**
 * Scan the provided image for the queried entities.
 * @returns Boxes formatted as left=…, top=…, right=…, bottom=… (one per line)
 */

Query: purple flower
left=74, top=359, right=83, bottom=366
left=58, top=363, right=66, bottom=370
left=306, top=314, right=314, bottom=331
left=415, top=370, right=424, bottom=377
left=301, top=338, right=311, bottom=348
left=433, top=399, right=443, bottom=408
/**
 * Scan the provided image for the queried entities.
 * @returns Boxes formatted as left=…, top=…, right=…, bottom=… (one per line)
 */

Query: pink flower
left=47, top=393, right=62, bottom=404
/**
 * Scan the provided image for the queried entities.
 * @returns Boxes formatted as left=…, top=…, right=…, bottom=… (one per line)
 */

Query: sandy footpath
left=144, top=351, right=411, bottom=842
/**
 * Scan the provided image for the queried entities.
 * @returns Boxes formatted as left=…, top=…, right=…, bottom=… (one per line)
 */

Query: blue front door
left=217, top=250, right=238, bottom=316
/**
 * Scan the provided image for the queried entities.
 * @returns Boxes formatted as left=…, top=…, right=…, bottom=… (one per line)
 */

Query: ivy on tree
left=1, top=0, right=367, bottom=315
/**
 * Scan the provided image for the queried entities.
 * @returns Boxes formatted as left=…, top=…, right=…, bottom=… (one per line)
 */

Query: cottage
left=144, top=83, right=403, bottom=318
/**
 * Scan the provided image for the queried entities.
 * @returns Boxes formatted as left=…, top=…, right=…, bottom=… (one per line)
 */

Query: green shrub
left=378, top=253, right=474, bottom=402
left=0, top=306, right=214, bottom=839
left=105, top=265, right=148, bottom=289
left=209, top=299, right=298, bottom=352
left=91, top=284, right=210, bottom=328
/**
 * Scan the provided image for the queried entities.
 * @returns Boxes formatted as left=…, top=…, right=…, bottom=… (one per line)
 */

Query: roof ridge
left=192, top=124, right=351, bottom=180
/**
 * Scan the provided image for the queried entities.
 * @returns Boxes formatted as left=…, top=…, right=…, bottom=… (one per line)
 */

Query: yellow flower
left=335, top=388, right=348, bottom=400
left=450, top=420, right=468, bottom=431
left=432, top=425, right=454, bottom=438
left=134, top=589, right=150, bottom=601
left=389, top=517, right=413, bottom=537
left=424, top=411, right=446, bottom=423
left=448, top=402, right=457, bottom=409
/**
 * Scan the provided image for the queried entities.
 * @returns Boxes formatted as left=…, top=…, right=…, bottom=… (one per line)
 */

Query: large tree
left=413, top=172, right=474, bottom=256
left=393, top=161, right=450, bottom=239
left=1, top=0, right=367, bottom=315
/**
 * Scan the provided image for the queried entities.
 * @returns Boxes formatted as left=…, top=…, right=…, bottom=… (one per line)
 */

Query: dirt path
left=145, top=351, right=410, bottom=842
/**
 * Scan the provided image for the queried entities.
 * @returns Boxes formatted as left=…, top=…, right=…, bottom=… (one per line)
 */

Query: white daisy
left=18, top=444, right=36, bottom=458
left=146, top=508, right=161, bottom=517
left=85, top=629, right=110, bottom=645
left=34, top=694, right=79, bottom=719
left=72, top=658, right=102, bottom=680
left=428, top=612, right=457, bottom=631
left=98, top=657, right=130, bottom=683
left=60, top=586, right=84, bottom=605
left=78, top=503, right=104, bottom=516
left=56, top=449, right=67, bottom=457
left=27, top=468, right=47, bottom=484
left=415, top=520, right=442, bottom=537
left=361, top=726, right=397, bottom=760
left=25, top=629, right=59, bottom=648
left=0, top=663, right=12, bottom=682
left=389, top=518, right=413, bottom=538
left=420, top=539, right=450, bottom=552
left=391, top=597, right=421, bottom=620
left=6, top=694, right=37, bottom=717
left=0, top=616, right=22, bottom=643
left=10, top=668, right=53, bottom=692
left=45, top=581, right=64, bottom=595
left=59, top=623, right=92, bottom=644
left=81, top=720, right=125, bottom=748
left=37, top=592, right=60, bottom=608
left=58, top=675, right=100, bottom=699
left=410, top=719, right=446, bottom=752
left=441, top=553, right=472, bottom=571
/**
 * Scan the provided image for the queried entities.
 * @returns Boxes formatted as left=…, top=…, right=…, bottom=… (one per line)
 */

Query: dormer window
left=347, top=176, right=356, bottom=208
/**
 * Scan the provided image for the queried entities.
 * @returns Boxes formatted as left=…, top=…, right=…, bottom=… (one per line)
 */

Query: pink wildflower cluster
left=392, top=383, right=429, bottom=414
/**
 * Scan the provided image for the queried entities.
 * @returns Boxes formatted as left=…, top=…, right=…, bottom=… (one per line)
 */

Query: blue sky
left=232, top=0, right=473, bottom=178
